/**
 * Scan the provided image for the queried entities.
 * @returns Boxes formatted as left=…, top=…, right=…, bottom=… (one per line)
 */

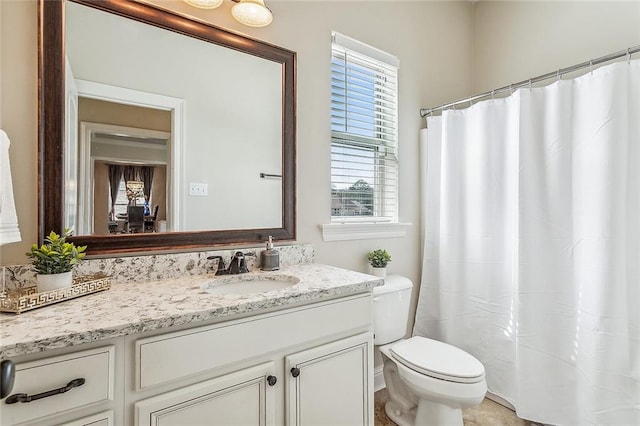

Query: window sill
left=321, top=222, right=412, bottom=242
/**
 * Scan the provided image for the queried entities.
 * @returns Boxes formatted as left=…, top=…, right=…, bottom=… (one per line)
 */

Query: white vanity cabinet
left=132, top=333, right=372, bottom=426
left=130, top=293, right=374, bottom=426
left=1, top=292, right=374, bottom=426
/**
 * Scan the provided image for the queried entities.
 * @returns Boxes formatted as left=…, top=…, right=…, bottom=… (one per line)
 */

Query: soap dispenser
left=260, top=236, right=280, bottom=271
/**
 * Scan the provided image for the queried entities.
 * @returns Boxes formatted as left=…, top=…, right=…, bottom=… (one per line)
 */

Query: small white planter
left=37, top=271, right=73, bottom=293
left=370, top=266, right=387, bottom=278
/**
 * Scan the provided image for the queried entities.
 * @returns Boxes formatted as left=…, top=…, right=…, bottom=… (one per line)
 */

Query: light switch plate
left=189, top=183, right=208, bottom=196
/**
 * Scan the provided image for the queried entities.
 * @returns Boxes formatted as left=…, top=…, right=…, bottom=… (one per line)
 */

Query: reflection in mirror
left=77, top=112, right=170, bottom=235
left=39, top=0, right=296, bottom=254
left=66, top=1, right=282, bottom=236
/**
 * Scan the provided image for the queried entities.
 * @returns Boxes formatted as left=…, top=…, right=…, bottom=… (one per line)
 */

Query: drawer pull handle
left=5, top=378, right=85, bottom=404
left=290, top=367, right=300, bottom=378
left=267, top=375, right=277, bottom=386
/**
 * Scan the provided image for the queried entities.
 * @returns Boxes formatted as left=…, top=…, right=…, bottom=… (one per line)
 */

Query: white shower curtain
left=414, top=60, right=640, bottom=425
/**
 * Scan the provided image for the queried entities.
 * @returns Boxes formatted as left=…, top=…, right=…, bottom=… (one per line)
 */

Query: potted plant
left=26, top=229, right=87, bottom=293
left=367, top=249, right=391, bottom=278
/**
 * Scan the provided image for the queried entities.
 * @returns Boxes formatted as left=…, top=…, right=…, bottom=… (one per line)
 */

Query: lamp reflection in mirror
left=125, top=181, right=145, bottom=205
left=184, top=0, right=273, bottom=27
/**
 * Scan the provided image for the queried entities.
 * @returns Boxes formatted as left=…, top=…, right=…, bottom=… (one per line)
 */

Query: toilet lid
left=390, top=337, right=485, bottom=384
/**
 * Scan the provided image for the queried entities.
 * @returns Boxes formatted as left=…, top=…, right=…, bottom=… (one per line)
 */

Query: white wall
left=472, top=1, right=640, bottom=93
left=0, top=0, right=38, bottom=265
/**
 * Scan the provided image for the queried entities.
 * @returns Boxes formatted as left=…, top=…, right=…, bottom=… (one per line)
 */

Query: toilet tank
left=373, top=275, right=413, bottom=345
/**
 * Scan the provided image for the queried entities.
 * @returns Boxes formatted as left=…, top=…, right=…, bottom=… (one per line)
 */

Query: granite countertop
left=0, top=264, right=382, bottom=358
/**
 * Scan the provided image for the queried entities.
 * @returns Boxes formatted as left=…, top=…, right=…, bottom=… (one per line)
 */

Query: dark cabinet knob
left=290, top=367, right=300, bottom=378
left=267, top=375, right=277, bottom=386
left=1, top=360, right=15, bottom=399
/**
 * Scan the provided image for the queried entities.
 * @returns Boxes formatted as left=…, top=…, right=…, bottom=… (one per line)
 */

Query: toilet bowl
left=374, top=276, right=487, bottom=426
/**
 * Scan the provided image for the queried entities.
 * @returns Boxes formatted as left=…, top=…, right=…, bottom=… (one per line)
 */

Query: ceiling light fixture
left=183, top=0, right=273, bottom=27
left=184, top=0, right=224, bottom=9
left=231, top=0, right=273, bottom=28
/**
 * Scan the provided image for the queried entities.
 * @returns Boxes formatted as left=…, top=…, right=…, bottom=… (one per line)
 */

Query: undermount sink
left=202, top=274, right=300, bottom=296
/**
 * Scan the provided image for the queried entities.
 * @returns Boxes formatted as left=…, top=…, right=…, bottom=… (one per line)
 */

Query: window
left=331, top=32, right=399, bottom=223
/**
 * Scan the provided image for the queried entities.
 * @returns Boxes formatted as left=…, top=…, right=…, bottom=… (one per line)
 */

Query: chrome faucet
left=208, top=251, right=256, bottom=275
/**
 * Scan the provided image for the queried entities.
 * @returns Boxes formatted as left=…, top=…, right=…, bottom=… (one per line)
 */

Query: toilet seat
left=390, top=337, right=485, bottom=384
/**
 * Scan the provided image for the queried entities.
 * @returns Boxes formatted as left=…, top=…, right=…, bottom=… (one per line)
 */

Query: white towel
left=0, top=129, right=21, bottom=245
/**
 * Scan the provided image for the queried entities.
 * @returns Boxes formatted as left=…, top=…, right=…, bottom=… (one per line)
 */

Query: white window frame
left=323, top=32, right=410, bottom=241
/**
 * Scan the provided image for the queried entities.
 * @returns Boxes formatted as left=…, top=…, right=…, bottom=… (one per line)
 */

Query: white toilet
left=374, top=275, right=487, bottom=426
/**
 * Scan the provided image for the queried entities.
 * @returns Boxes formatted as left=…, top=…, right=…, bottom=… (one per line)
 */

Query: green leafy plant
left=367, top=249, right=391, bottom=268
left=26, top=229, right=87, bottom=275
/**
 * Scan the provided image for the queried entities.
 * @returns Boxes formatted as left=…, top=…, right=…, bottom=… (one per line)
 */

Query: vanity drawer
left=1, top=346, right=115, bottom=425
left=136, top=294, right=372, bottom=390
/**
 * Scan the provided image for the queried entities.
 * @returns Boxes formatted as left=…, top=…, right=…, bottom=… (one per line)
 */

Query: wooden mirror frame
left=39, top=0, right=296, bottom=255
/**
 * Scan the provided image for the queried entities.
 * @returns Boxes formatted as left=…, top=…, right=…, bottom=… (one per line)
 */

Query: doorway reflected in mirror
left=74, top=95, right=170, bottom=236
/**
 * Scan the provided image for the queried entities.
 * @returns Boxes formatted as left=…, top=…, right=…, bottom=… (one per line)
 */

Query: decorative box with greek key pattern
left=0, top=274, right=111, bottom=314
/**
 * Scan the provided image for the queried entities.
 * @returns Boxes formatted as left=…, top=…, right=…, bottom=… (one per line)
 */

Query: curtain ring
left=589, top=60, right=593, bottom=74
left=628, top=48, right=632, bottom=64
left=528, top=78, right=532, bottom=90
left=509, top=84, right=514, bottom=95
left=556, top=69, right=562, bottom=81
left=491, top=89, right=495, bottom=100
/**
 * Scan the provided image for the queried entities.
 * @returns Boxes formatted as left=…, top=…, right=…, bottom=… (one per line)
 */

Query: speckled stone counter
left=0, top=263, right=382, bottom=358
left=3, top=244, right=315, bottom=289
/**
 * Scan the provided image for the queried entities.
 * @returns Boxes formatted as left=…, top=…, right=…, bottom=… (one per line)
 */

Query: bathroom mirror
left=39, top=0, right=296, bottom=254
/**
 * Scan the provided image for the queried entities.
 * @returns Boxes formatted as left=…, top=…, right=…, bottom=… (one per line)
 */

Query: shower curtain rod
left=419, top=44, right=640, bottom=118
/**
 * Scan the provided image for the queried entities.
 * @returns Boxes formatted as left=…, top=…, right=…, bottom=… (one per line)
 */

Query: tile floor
left=374, top=389, right=534, bottom=426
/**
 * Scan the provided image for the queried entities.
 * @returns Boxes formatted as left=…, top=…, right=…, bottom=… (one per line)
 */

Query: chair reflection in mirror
left=144, top=205, right=159, bottom=233
left=107, top=219, right=126, bottom=234
left=127, top=205, right=145, bottom=233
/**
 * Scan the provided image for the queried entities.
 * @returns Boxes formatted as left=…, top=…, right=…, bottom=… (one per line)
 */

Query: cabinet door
left=135, top=362, right=276, bottom=426
left=286, top=333, right=373, bottom=426
left=60, top=410, right=114, bottom=426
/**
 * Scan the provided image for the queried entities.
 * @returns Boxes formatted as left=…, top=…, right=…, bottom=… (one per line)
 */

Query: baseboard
left=374, top=365, right=386, bottom=392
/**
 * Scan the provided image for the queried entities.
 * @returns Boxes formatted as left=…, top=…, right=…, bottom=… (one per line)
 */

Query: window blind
left=330, top=32, right=399, bottom=222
